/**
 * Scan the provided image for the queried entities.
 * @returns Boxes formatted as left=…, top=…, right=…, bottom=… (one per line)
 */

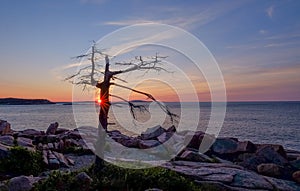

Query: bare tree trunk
left=95, top=55, right=111, bottom=172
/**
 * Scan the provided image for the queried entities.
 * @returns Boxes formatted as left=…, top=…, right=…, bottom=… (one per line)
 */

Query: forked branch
left=109, top=94, right=148, bottom=119
left=114, top=54, right=171, bottom=75
left=111, top=83, right=178, bottom=122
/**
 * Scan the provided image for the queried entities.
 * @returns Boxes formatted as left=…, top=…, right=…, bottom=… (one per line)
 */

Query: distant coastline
left=0, top=98, right=55, bottom=105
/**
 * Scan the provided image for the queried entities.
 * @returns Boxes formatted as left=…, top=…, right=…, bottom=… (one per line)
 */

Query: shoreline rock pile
left=1, top=119, right=300, bottom=190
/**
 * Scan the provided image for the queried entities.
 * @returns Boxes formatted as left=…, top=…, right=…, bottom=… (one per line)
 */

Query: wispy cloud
left=259, top=29, right=268, bottom=35
left=102, top=1, right=245, bottom=30
left=266, top=5, right=274, bottom=18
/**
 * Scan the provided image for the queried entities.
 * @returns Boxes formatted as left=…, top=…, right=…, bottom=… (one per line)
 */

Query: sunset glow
left=0, top=1, right=299, bottom=102
left=97, top=97, right=102, bottom=104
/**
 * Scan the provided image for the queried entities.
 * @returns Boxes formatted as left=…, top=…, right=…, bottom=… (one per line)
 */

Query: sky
left=0, top=0, right=300, bottom=102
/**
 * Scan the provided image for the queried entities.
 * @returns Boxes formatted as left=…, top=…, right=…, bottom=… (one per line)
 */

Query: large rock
left=0, top=135, right=14, bottom=146
left=211, top=138, right=256, bottom=159
left=163, top=161, right=274, bottom=190
left=257, top=163, right=282, bottom=177
left=183, top=131, right=205, bottom=150
left=18, top=129, right=44, bottom=139
left=211, top=138, right=239, bottom=155
left=0, top=120, right=11, bottom=135
left=240, top=146, right=289, bottom=172
left=256, top=146, right=289, bottom=166
left=292, top=171, right=300, bottom=183
left=141, top=125, right=165, bottom=140
left=256, top=144, right=287, bottom=159
left=46, top=122, right=59, bottom=135
left=17, top=137, right=33, bottom=147
left=8, top=175, right=40, bottom=191
left=264, top=176, right=300, bottom=191
left=163, top=161, right=300, bottom=191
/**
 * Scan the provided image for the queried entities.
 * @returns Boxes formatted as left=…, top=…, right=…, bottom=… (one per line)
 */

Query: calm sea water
left=0, top=102, right=299, bottom=151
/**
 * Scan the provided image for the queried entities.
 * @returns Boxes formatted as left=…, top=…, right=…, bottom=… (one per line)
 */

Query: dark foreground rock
left=8, top=175, right=41, bottom=191
left=163, top=161, right=300, bottom=191
left=0, top=120, right=299, bottom=191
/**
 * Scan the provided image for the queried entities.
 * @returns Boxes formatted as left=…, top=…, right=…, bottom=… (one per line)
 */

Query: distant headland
left=0, top=98, right=55, bottom=105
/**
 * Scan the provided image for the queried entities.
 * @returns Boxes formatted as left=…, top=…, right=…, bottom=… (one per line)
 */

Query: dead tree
left=65, top=42, right=177, bottom=171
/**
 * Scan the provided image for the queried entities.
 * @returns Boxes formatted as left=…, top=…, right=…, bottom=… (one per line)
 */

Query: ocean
left=0, top=101, right=299, bottom=151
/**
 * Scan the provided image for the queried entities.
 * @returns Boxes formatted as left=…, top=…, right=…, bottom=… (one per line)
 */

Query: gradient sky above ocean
left=0, top=0, right=299, bottom=102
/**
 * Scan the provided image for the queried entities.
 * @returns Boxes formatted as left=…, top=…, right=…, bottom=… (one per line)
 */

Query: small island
left=0, top=98, right=55, bottom=105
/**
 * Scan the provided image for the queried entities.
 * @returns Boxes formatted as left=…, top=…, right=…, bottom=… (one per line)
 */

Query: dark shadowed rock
left=256, top=144, right=287, bottom=159
left=46, top=135, right=58, bottom=143
left=0, top=120, right=11, bottom=135
left=257, top=163, right=282, bottom=177
left=291, top=159, right=300, bottom=170
left=256, top=146, right=289, bottom=166
left=286, top=150, right=300, bottom=161
left=48, top=158, right=60, bottom=170
left=18, top=129, right=44, bottom=139
left=240, top=146, right=289, bottom=172
left=8, top=175, right=40, bottom=191
left=184, top=131, right=205, bottom=150
left=0, top=183, right=8, bottom=191
left=46, top=122, right=59, bottom=135
left=237, top=153, right=255, bottom=162
left=75, top=172, right=92, bottom=190
left=237, top=141, right=256, bottom=153
left=141, top=125, right=165, bottom=140
left=211, top=138, right=239, bottom=155
left=66, top=130, right=82, bottom=140
left=166, top=125, right=176, bottom=133
left=139, top=140, right=160, bottom=149
left=292, top=171, right=300, bottom=183
left=0, top=143, right=10, bottom=159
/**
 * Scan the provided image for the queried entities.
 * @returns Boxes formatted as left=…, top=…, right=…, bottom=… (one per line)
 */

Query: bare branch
left=113, top=54, right=172, bottom=75
left=109, top=94, right=148, bottom=119
left=111, top=83, right=178, bottom=122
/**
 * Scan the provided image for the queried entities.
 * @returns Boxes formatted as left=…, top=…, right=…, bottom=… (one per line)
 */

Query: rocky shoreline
left=0, top=119, right=300, bottom=191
